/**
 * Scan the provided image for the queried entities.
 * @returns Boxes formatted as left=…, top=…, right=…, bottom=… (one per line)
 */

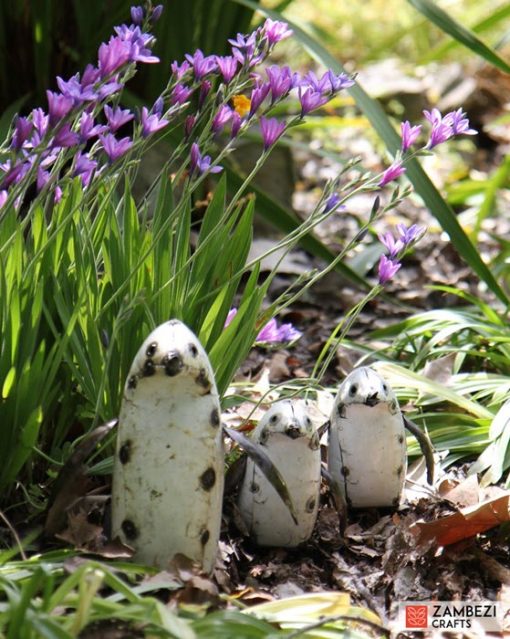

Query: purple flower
left=256, top=318, right=301, bottom=343
left=275, top=323, right=302, bottom=342
left=171, top=60, right=191, bottom=79
left=46, top=91, right=74, bottom=125
left=130, top=6, right=144, bottom=25
left=378, top=231, right=403, bottom=258
left=54, top=186, right=63, bottom=203
left=190, top=142, right=222, bottom=176
left=324, top=193, right=343, bottom=213
left=151, top=5, right=163, bottom=22
left=325, top=70, right=354, bottom=93
left=153, top=97, right=164, bottom=116
left=266, top=65, right=296, bottom=103
left=140, top=106, right=169, bottom=137
left=104, top=105, right=134, bottom=132
left=98, top=36, right=131, bottom=77
left=98, top=80, right=124, bottom=99
left=185, top=49, right=217, bottom=79
left=448, top=108, right=477, bottom=136
left=57, top=73, right=97, bottom=104
left=37, top=167, right=50, bottom=192
left=378, top=254, right=401, bottom=284
left=0, top=191, right=8, bottom=208
left=215, top=56, right=239, bottom=84
left=302, top=71, right=330, bottom=94
left=224, top=308, right=238, bottom=327
left=73, top=153, right=97, bottom=187
left=79, top=112, right=107, bottom=142
left=262, top=19, right=293, bottom=45
left=229, top=32, right=262, bottom=67
left=99, top=133, right=133, bottom=162
left=0, top=161, right=29, bottom=190
left=397, top=223, right=423, bottom=245
left=32, top=108, right=49, bottom=136
left=256, top=318, right=280, bottom=342
left=82, top=64, right=100, bottom=86
left=231, top=112, right=242, bottom=139
left=212, top=105, right=233, bottom=134
left=11, top=116, right=33, bottom=150
left=249, top=82, right=270, bottom=117
left=184, top=115, right=196, bottom=139
left=298, top=88, right=328, bottom=118
left=170, top=83, right=193, bottom=105
left=260, top=117, right=286, bottom=150
left=52, top=123, right=79, bottom=148
left=198, top=80, right=212, bottom=109
left=423, top=108, right=475, bottom=149
left=379, top=161, right=406, bottom=187
left=401, top=121, right=422, bottom=152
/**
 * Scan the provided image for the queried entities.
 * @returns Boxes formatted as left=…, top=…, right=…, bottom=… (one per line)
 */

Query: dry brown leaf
left=409, top=492, right=510, bottom=547
left=439, top=474, right=480, bottom=508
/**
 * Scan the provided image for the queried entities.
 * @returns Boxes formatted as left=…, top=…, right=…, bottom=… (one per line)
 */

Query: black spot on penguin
left=188, top=343, right=198, bottom=358
left=341, top=466, right=350, bottom=477
left=337, top=403, right=346, bottom=418
left=397, top=465, right=403, bottom=477
left=195, top=368, right=211, bottom=392
left=398, top=434, right=404, bottom=444
left=122, top=519, right=138, bottom=540
left=200, top=528, right=210, bottom=545
left=390, top=400, right=399, bottom=414
left=306, top=496, right=316, bottom=513
left=392, top=497, right=400, bottom=507
left=250, top=482, right=259, bottom=493
left=163, top=352, right=183, bottom=376
left=259, top=428, right=269, bottom=445
left=167, top=319, right=180, bottom=326
left=200, top=467, right=216, bottom=491
left=146, top=342, right=158, bottom=357
left=127, top=375, right=137, bottom=390
left=210, top=408, right=220, bottom=428
left=119, top=440, right=132, bottom=464
left=143, top=359, right=155, bottom=377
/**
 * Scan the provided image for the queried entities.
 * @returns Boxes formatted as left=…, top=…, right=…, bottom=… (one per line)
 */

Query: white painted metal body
left=328, top=367, right=406, bottom=508
left=238, top=400, right=321, bottom=547
left=111, top=320, right=224, bottom=573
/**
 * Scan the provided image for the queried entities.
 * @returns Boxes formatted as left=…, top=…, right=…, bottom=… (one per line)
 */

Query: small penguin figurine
left=237, top=399, right=321, bottom=547
left=111, top=320, right=224, bottom=573
left=328, top=367, right=407, bottom=509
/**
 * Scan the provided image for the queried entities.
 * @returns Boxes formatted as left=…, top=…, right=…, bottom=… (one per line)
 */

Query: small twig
left=0, top=508, right=27, bottom=561
left=284, top=613, right=391, bottom=639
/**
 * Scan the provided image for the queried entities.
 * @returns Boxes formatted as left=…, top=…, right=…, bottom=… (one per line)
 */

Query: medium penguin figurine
left=328, top=367, right=407, bottom=509
left=111, top=319, right=224, bottom=573
left=237, top=399, right=321, bottom=547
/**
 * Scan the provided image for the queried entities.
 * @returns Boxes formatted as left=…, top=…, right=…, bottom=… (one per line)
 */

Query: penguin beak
left=285, top=421, right=303, bottom=439
left=365, top=392, right=380, bottom=407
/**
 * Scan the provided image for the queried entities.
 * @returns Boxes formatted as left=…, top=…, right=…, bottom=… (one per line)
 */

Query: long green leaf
left=229, top=0, right=509, bottom=306
left=408, top=0, right=510, bottom=73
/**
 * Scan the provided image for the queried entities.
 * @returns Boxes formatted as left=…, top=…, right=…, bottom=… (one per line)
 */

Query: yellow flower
left=231, top=94, right=251, bottom=118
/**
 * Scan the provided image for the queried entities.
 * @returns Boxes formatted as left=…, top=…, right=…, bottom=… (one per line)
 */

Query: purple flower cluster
left=0, top=4, right=168, bottom=209
left=225, top=308, right=302, bottom=344
left=378, top=108, right=477, bottom=189
left=377, top=224, right=423, bottom=284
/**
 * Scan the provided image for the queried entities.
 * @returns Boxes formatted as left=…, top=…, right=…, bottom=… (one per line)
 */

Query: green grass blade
left=422, top=3, right=510, bottom=63
left=407, top=0, right=510, bottom=73
left=229, top=0, right=509, bottom=306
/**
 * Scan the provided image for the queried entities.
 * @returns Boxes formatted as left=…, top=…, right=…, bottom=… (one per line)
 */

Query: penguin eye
left=305, top=417, right=312, bottom=427
left=382, top=383, right=388, bottom=393
left=270, top=414, right=279, bottom=424
left=349, top=384, right=358, bottom=396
